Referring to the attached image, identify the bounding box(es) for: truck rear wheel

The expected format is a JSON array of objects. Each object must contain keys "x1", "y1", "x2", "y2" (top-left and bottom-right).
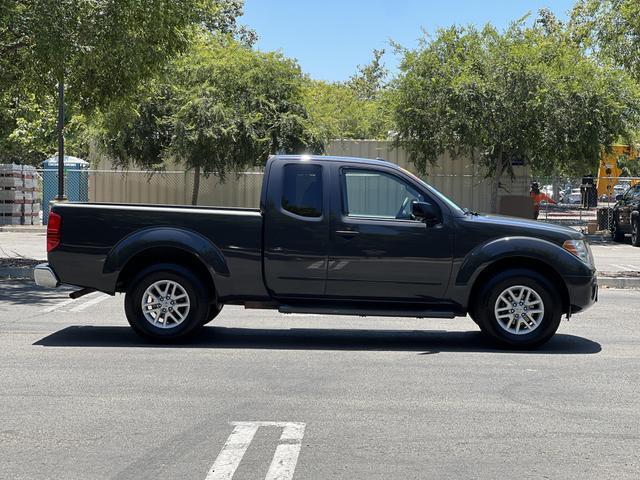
[
  {"x1": 473, "y1": 268, "x2": 562, "y2": 349},
  {"x1": 124, "y1": 264, "x2": 210, "y2": 342}
]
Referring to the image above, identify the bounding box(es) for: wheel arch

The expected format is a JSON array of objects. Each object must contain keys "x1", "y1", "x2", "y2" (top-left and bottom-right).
[
  {"x1": 467, "y1": 256, "x2": 570, "y2": 317},
  {"x1": 105, "y1": 227, "x2": 228, "y2": 297}
]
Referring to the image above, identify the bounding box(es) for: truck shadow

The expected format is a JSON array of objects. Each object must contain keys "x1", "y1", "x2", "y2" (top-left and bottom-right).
[
  {"x1": 33, "y1": 326, "x2": 602, "y2": 355},
  {"x1": 0, "y1": 278, "x2": 75, "y2": 307}
]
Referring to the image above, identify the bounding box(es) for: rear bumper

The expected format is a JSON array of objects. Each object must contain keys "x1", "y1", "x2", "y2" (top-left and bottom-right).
[
  {"x1": 566, "y1": 273, "x2": 598, "y2": 314},
  {"x1": 34, "y1": 263, "x2": 60, "y2": 289}
]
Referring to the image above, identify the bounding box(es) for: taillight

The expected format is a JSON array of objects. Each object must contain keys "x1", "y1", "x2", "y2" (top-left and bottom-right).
[{"x1": 47, "y1": 212, "x2": 62, "y2": 252}]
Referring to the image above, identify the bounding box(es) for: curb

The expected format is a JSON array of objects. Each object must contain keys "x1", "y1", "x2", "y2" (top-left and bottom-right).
[
  {"x1": 598, "y1": 277, "x2": 640, "y2": 289},
  {"x1": 0, "y1": 225, "x2": 46, "y2": 233}
]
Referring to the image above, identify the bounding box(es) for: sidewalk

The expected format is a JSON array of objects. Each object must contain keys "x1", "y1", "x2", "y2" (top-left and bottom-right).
[
  {"x1": 1, "y1": 228, "x2": 639, "y2": 287},
  {"x1": 0, "y1": 229, "x2": 47, "y2": 261}
]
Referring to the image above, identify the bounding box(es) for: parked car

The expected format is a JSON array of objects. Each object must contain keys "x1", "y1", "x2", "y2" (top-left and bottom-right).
[
  {"x1": 564, "y1": 188, "x2": 583, "y2": 205},
  {"x1": 35, "y1": 155, "x2": 597, "y2": 349},
  {"x1": 611, "y1": 184, "x2": 640, "y2": 246},
  {"x1": 600, "y1": 183, "x2": 629, "y2": 202}
]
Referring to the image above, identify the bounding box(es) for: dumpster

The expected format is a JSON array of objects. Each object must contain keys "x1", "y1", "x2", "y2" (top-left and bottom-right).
[{"x1": 42, "y1": 156, "x2": 89, "y2": 224}]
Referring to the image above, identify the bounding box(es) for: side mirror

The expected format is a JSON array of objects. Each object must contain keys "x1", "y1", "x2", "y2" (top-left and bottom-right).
[
  {"x1": 616, "y1": 194, "x2": 623, "y2": 201},
  {"x1": 411, "y1": 201, "x2": 440, "y2": 225}
]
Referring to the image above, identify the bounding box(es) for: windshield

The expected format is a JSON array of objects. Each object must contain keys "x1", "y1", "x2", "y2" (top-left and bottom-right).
[{"x1": 400, "y1": 168, "x2": 466, "y2": 215}]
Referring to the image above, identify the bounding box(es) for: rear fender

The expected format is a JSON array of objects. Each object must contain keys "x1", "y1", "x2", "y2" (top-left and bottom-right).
[{"x1": 103, "y1": 227, "x2": 229, "y2": 283}]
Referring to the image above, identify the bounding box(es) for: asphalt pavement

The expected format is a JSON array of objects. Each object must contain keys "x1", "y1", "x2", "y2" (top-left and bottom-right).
[{"x1": 0, "y1": 279, "x2": 638, "y2": 479}]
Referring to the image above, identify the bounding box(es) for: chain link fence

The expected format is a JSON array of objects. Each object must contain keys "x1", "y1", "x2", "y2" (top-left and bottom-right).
[{"x1": 534, "y1": 176, "x2": 640, "y2": 234}]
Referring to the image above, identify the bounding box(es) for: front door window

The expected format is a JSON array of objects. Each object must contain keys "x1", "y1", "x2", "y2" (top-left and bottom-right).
[{"x1": 342, "y1": 169, "x2": 429, "y2": 220}]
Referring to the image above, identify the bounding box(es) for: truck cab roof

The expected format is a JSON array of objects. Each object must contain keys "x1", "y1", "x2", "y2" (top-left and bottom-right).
[{"x1": 269, "y1": 154, "x2": 402, "y2": 171}]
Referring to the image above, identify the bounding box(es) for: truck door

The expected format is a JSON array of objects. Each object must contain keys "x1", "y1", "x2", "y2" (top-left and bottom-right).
[
  {"x1": 263, "y1": 161, "x2": 329, "y2": 298},
  {"x1": 326, "y1": 165, "x2": 453, "y2": 302}
]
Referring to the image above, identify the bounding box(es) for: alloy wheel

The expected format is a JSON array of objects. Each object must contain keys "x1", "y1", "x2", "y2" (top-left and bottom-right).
[
  {"x1": 494, "y1": 285, "x2": 545, "y2": 335},
  {"x1": 140, "y1": 280, "x2": 191, "y2": 329}
]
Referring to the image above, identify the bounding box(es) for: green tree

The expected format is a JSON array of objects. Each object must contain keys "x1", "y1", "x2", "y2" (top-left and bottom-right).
[
  {"x1": 347, "y1": 48, "x2": 388, "y2": 101},
  {"x1": 99, "y1": 35, "x2": 322, "y2": 204},
  {"x1": 301, "y1": 49, "x2": 392, "y2": 143},
  {"x1": 571, "y1": 0, "x2": 640, "y2": 78},
  {"x1": 0, "y1": 0, "x2": 247, "y2": 165},
  {"x1": 392, "y1": 16, "x2": 640, "y2": 212}
]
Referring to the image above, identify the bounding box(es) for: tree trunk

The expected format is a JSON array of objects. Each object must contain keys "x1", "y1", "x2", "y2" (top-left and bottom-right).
[
  {"x1": 191, "y1": 164, "x2": 201, "y2": 206},
  {"x1": 490, "y1": 149, "x2": 503, "y2": 214},
  {"x1": 56, "y1": 70, "x2": 66, "y2": 200}
]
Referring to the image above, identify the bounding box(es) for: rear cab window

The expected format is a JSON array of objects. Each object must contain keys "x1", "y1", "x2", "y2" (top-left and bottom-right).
[{"x1": 281, "y1": 164, "x2": 323, "y2": 218}]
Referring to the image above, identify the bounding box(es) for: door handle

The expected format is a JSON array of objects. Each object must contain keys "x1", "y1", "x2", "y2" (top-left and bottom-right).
[{"x1": 336, "y1": 230, "x2": 359, "y2": 237}]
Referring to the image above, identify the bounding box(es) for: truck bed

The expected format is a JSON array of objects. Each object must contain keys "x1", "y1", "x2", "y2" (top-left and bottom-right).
[{"x1": 48, "y1": 202, "x2": 267, "y2": 299}]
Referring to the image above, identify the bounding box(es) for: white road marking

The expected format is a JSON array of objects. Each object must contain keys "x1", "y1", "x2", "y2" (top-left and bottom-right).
[
  {"x1": 265, "y1": 423, "x2": 306, "y2": 480},
  {"x1": 612, "y1": 264, "x2": 636, "y2": 271},
  {"x1": 42, "y1": 297, "x2": 76, "y2": 313},
  {"x1": 42, "y1": 291, "x2": 112, "y2": 314},
  {"x1": 206, "y1": 421, "x2": 306, "y2": 480},
  {"x1": 69, "y1": 293, "x2": 111, "y2": 312},
  {"x1": 206, "y1": 423, "x2": 259, "y2": 480}
]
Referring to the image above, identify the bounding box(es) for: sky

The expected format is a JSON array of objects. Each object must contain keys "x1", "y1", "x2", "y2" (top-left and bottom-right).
[{"x1": 240, "y1": 0, "x2": 576, "y2": 82}]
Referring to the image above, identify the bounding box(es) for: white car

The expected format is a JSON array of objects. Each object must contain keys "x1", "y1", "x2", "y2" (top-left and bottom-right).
[{"x1": 562, "y1": 188, "x2": 582, "y2": 204}]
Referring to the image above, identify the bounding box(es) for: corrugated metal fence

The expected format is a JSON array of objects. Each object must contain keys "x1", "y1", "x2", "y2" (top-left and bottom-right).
[{"x1": 84, "y1": 140, "x2": 531, "y2": 212}]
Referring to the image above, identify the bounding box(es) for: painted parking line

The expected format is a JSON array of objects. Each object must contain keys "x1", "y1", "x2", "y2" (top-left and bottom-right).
[
  {"x1": 612, "y1": 264, "x2": 638, "y2": 271},
  {"x1": 206, "y1": 421, "x2": 306, "y2": 480},
  {"x1": 41, "y1": 291, "x2": 109, "y2": 313},
  {"x1": 265, "y1": 423, "x2": 306, "y2": 480},
  {"x1": 69, "y1": 293, "x2": 111, "y2": 312},
  {"x1": 41, "y1": 297, "x2": 77, "y2": 314}
]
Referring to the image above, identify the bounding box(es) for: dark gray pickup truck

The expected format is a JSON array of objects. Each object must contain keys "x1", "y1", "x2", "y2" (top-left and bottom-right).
[{"x1": 35, "y1": 155, "x2": 597, "y2": 348}]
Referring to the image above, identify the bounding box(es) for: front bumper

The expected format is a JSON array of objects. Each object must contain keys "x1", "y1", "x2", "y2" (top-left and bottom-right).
[
  {"x1": 34, "y1": 263, "x2": 60, "y2": 288},
  {"x1": 566, "y1": 273, "x2": 598, "y2": 314}
]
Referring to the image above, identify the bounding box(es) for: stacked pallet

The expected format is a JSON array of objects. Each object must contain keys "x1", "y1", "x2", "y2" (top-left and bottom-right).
[{"x1": 0, "y1": 164, "x2": 40, "y2": 225}]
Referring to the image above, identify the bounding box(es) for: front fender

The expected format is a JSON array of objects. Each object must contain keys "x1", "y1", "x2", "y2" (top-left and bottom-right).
[
  {"x1": 456, "y1": 236, "x2": 592, "y2": 287},
  {"x1": 103, "y1": 227, "x2": 230, "y2": 281}
]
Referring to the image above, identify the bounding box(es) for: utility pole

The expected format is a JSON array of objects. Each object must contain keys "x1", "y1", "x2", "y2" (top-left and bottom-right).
[{"x1": 55, "y1": 72, "x2": 66, "y2": 201}]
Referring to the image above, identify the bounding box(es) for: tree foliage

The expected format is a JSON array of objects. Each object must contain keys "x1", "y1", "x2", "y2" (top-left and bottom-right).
[
  {"x1": 392, "y1": 15, "x2": 640, "y2": 211},
  {"x1": 302, "y1": 50, "x2": 392, "y2": 142},
  {"x1": 0, "y1": 0, "x2": 247, "y2": 164},
  {"x1": 571, "y1": 0, "x2": 640, "y2": 78},
  {"x1": 98, "y1": 35, "x2": 322, "y2": 203}
]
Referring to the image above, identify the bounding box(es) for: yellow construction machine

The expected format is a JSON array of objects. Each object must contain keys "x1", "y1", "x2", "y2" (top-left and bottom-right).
[{"x1": 597, "y1": 145, "x2": 640, "y2": 200}]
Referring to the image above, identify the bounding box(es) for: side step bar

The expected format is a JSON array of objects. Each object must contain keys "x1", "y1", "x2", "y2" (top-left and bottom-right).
[{"x1": 278, "y1": 305, "x2": 456, "y2": 319}]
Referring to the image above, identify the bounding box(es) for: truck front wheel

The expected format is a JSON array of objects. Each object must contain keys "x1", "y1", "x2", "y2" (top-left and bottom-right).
[
  {"x1": 473, "y1": 269, "x2": 562, "y2": 349},
  {"x1": 124, "y1": 264, "x2": 210, "y2": 342},
  {"x1": 202, "y1": 303, "x2": 223, "y2": 326}
]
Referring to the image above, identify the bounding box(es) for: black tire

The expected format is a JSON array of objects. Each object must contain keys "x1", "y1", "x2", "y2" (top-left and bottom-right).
[
  {"x1": 202, "y1": 303, "x2": 223, "y2": 326},
  {"x1": 124, "y1": 263, "x2": 210, "y2": 342},
  {"x1": 473, "y1": 268, "x2": 562, "y2": 349},
  {"x1": 632, "y1": 217, "x2": 640, "y2": 247},
  {"x1": 611, "y1": 218, "x2": 625, "y2": 242}
]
